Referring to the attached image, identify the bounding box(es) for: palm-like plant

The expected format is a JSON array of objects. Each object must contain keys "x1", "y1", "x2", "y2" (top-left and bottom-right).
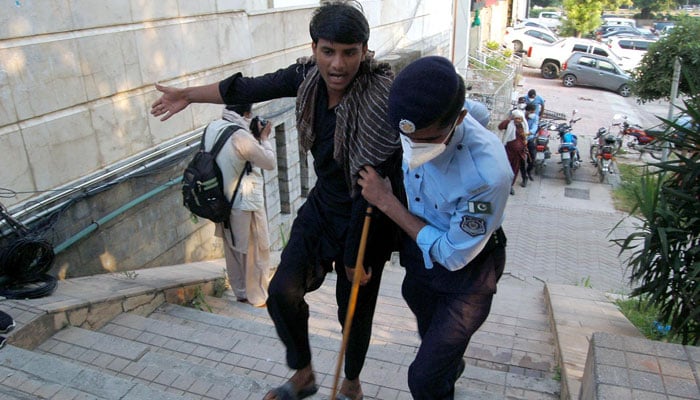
[{"x1": 613, "y1": 96, "x2": 699, "y2": 345}]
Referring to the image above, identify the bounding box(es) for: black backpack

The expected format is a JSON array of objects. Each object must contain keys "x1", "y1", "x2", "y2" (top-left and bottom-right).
[{"x1": 182, "y1": 123, "x2": 246, "y2": 223}]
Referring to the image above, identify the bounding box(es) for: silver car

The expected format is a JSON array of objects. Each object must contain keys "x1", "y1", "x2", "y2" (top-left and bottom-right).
[{"x1": 561, "y1": 52, "x2": 632, "y2": 97}]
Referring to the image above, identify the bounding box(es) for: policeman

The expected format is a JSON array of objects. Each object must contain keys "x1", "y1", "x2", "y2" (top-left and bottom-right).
[{"x1": 358, "y1": 56, "x2": 513, "y2": 400}]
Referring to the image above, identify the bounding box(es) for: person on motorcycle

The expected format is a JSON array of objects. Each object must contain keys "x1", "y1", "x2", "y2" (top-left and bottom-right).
[{"x1": 560, "y1": 129, "x2": 581, "y2": 165}]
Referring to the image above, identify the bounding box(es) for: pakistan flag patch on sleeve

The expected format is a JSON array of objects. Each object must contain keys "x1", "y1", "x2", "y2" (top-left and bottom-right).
[{"x1": 467, "y1": 201, "x2": 492, "y2": 214}]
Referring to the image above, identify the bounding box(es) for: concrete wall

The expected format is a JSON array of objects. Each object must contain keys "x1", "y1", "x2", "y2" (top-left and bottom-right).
[{"x1": 0, "y1": 0, "x2": 455, "y2": 278}]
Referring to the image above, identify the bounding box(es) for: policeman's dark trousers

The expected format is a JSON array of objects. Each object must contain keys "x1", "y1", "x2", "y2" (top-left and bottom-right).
[
  {"x1": 524, "y1": 140, "x2": 536, "y2": 176},
  {"x1": 266, "y1": 216, "x2": 385, "y2": 380},
  {"x1": 402, "y1": 246, "x2": 506, "y2": 400}
]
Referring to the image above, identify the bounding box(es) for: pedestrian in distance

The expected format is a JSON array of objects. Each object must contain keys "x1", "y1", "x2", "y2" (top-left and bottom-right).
[
  {"x1": 498, "y1": 110, "x2": 529, "y2": 194},
  {"x1": 357, "y1": 55, "x2": 512, "y2": 400},
  {"x1": 526, "y1": 88, "x2": 546, "y2": 118},
  {"x1": 214, "y1": 104, "x2": 276, "y2": 308},
  {"x1": 522, "y1": 103, "x2": 539, "y2": 184},
  {"x1": 150, "y1": 2, "x2": 402, "y2": 400}
]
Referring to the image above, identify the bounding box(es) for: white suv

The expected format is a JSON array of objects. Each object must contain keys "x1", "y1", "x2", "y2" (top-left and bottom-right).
[
  {"x1": 523, "y1": 37, "x2": 632, "y2": 79},
  {"x1": 534, "y1": 11, "x2": 564, "y2": 31},
  {"x1": 604, "y1": 37, "x2": 655, "y2": 71}
]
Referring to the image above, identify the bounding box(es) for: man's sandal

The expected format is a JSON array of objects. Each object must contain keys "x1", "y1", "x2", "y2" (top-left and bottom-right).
[
  {"x1": 265, "y1": 381, "x2": 318, "y2": 400},
  {"x1": 335, "y1": 394, "x2": 363, "y2": 400}
]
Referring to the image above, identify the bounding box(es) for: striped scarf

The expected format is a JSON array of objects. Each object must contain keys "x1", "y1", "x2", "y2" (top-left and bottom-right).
[{"x1": 296, "y1": 53, "x2": 399, "y2": 194}]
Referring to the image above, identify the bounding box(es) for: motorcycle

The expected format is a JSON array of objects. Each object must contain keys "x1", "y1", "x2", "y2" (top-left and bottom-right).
[
  {"x1": 589, "y1": 127, "x2": 620, "y2": 183},
  {"x1": 533, "y1": 119, "x2": 553, "y2": 175},
  {"x1": 611, "y1": 114, "x2": 666, "y2": 159},
  {"x1": 554, "y1": 111, "x2": 581, "y2": 185}
]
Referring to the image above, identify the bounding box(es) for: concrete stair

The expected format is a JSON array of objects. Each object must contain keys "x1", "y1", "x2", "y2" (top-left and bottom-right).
[{"x1": 0, "y1": 262, "x2": 561, "y2": 399}]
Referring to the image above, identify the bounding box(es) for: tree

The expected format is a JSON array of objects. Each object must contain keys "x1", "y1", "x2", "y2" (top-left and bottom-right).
[
  {"x1": 613, "y1": 93, "x2": 700, "y2": 345},
  {"x1": 631, "y1": 17, "x2": 700, "y2": 107},
  {"x1": 531, "y1": 0, "x2": 561, "y2": 7},
  {"x1": 632, "y1": 0, "x2": 675, "y2": 19},
  {"x1": 560, "y1": 0, "x2": 632, "y2": 37}
]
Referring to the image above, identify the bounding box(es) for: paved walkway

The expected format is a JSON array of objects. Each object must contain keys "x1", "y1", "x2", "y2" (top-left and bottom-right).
[{"x1": 0, "y1": 163, "x2": 649, "y2": 399}]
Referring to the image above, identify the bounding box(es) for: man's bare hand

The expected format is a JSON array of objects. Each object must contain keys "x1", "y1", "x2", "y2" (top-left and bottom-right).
[
  {"x1": 150, "y1": 83, "x2": 188, "y2": 121},
  {"x1": 345, "y1": 266, "x2": 372, "y2": 286},
  {"x1": 357, "y1": 165, "x2": 392, "y2": 209}
]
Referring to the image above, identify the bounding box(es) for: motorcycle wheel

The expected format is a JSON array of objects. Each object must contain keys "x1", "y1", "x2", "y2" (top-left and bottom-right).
[
  {"x1": 648, "y1": 149, "x2": 663, "y2": 160},
  {"x1": 647, "y1": 140, "x2": 666, "y2": 160},
  {"x1": 563, "y1": 163, "x2": 572, "y2": 185},
  {"x1": 535, "y1": 162, "x2": 544, "y2": 176},
  {"x1": 597, "y1": 162, "x2": 605, "y2": 183},
  {"x1": 589, "y1": 144, "x2": 599, "y2": 162}
]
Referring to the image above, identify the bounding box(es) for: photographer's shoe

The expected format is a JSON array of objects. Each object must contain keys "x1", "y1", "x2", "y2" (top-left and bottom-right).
[{"x1": 0, "y1": 311, "x2": 15, "y2": 334}]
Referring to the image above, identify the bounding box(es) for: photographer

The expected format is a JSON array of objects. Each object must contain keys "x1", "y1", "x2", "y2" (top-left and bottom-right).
[{"x1": 212, "y1": 104, "x2": 276, "y2": 308}]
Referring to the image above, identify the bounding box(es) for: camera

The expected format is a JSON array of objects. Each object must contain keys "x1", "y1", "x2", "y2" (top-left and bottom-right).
[{"x1": 249, "y1": 116, "x2": 268, "y2": 139}]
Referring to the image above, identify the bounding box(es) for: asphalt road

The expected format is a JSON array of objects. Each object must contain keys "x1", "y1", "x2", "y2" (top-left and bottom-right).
[
  {"x1": 517, "y1": 66, "x2": 673, "y2": 178},
  {"x1": 520, "y1": 66, "x2": 673, "y2": 131}
]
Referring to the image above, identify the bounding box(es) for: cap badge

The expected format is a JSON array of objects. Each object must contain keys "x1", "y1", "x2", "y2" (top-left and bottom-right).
[{"x1": 399, "y1": 119, "x2": 416, "y2": 134}]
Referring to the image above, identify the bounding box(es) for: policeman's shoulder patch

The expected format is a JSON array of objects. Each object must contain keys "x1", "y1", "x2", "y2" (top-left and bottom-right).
[
  {"x1": 460, "y1": 215, "x2": 487, "y2": 237},
  {"x1": 469, "y1": 185, "x2": 489, "y2": 196}
]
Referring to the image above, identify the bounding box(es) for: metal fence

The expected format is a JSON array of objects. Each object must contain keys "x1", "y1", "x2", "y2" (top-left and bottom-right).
[{"x1": 457, "y1": 46, "x2": 521, "y2": 135}]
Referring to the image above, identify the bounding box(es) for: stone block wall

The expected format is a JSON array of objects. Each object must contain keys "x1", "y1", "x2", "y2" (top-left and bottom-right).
[{"x1": 1, "y1": 1, "x2": 454, "y2": 278}]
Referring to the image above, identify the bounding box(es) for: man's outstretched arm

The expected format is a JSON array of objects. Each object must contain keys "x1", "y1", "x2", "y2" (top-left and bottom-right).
[{"x1": 150, "y1": 82, "x2": 223, "y2": 121}]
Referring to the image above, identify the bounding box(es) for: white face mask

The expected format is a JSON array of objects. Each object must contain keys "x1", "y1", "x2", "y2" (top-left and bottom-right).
[
  {"x1": 518, "y1": 103, "x2": 526, "y2": 110},
  {"x1": 527, "y1": 113, "x2": 535, "y2": 119},
  {"x1": 400, "y1": 121, "x2": 457, "y2": 169}
]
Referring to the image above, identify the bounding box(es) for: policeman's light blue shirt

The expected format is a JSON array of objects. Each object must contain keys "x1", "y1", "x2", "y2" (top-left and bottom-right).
[
  {"x1": 463, "y1": 99, "x2": 491, "y2": 128},
  {"x1": 526, "y1": 113, "x2": 539, "y2": 138},
  {"x1": 526, "y1": 95, "x2": 545, "y2": 115},
  {"x1": 405, "y1": 114, "x2": 513, "y2": 271}
]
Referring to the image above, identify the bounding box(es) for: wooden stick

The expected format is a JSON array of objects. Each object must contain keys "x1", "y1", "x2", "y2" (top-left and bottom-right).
[{"x1": 329, "y1": 206, "x2": 373, "y2": 400}]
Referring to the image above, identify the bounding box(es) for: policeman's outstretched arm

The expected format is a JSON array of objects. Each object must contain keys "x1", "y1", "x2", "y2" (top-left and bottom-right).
[
  {"x1": 150, "y1": 82, "x2": 224, "y2": 121},
  {"x1": 357, "y1": 165, "x2": 425, "y2": 241}
]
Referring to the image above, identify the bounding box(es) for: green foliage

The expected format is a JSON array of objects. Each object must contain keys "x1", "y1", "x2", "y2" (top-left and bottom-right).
[
  {"x1": 611, "y1": 162, "x2": 651, "y2": 213},
  {"x1": 631, "y1": 17, "x2": 700, "y2": 105},
  {"x1": 632, "y1": 0, "x2": 676, "y2": 18},
  {"x1": 485, "y1": 40, "x2": 500, "y2": 51},
  {"x1": 212, "y1": 269, "x2": 227, "y2": 298},
  {"x1": 531, "y1": 0, "x2": 561, "y2": 8},
  {"x1": 189, "y1": 286, "x2": 212, "y2": 312},
  {"x1": 483, "y1": 42, "x2": 512, "y2": 71},
  {"x1": 562, "y1": 0, "x2": 604, "y2": 37},
  {"x1": 562, "y1": 0, "x2": 633, "y2": 36},
  {"x1": 552, "y1": 366, "x2": 561, "y2": 382},
  {"x1": 579, "y1": 276, "x2": 593, "y2": 288},
  {"x1": 616, "y1": 296, "x2": 682, "y2": 343},
  {"x1": 612, "y1": 96, "x2": 700, "y2": 345}
]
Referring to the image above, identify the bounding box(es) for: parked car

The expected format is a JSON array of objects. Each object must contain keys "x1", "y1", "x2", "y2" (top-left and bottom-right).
[
  {"x1": 601, "y1": 27, "x2": 656, "y2": 40},
  {"x1": 659, "y1": 25, "x2": 675, "y2": 36},
  {"x1": 604, "y1": 37, "x2": 656, "y2": 69},
  {"x1": 651, "y1": 21, "x2": 674, "y2": 34},
  {"x1": 561, "y1": 52, "x2": 631, "y2": 97},
  {"x1": 516, "y1": 19, "x2": 557, "y2": 35},
  {"x1": 596, "y1": 24, "x2": 640, "y2": 37},
  {"x1": 523, "y1": 37, "x2": 632, "y2": 78},
  {"x1": 533, "y1": 11, "x2": 564, "y2": 31},
  {"x1": 504, "y1": 26, "x2": 558, "y2": 53},
  {"x1": 600, "y1": 17, "x2": 636, "y2": 28}
]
